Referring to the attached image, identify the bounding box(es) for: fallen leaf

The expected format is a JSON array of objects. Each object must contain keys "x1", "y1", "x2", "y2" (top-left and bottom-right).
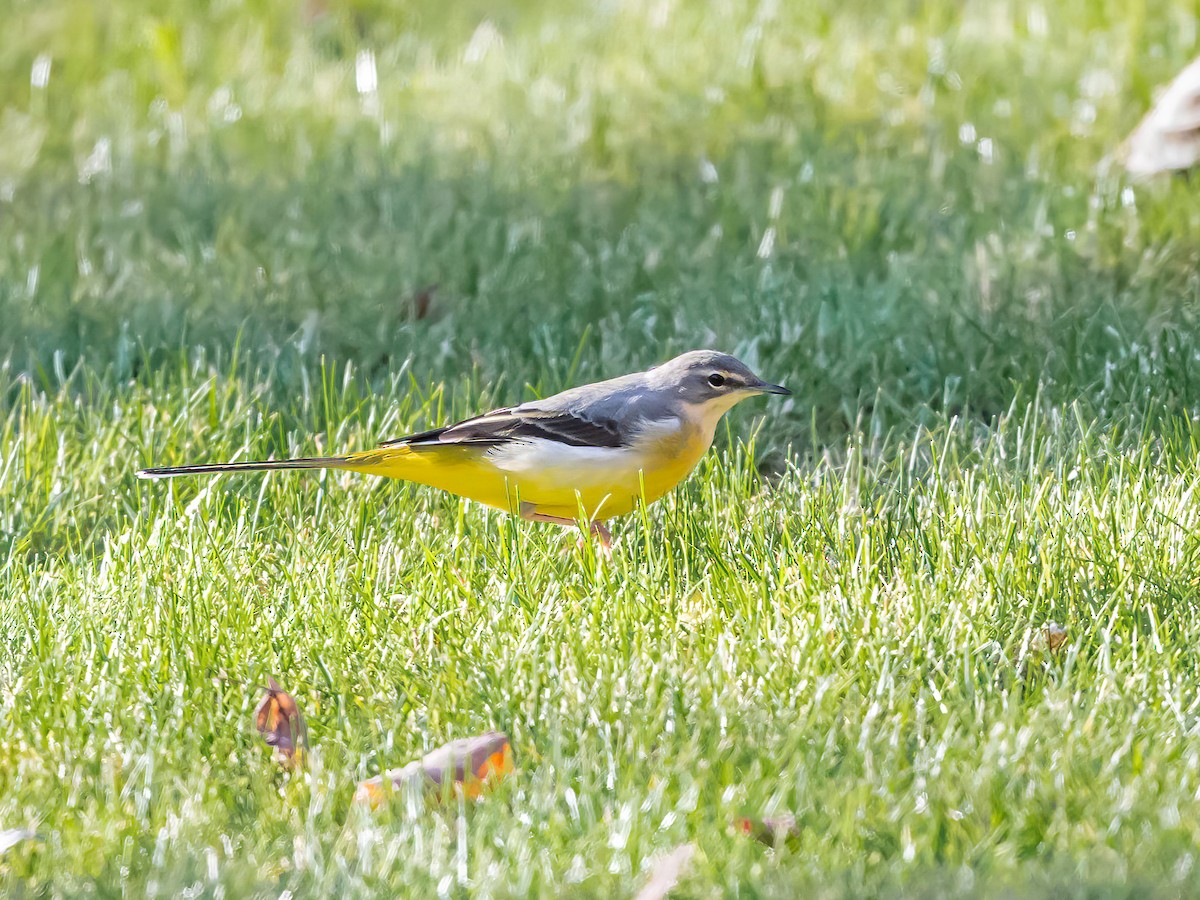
[
  {"x1": 634, "y1": 843, "x2": 696, "y2": 900},
  {"x1": 1043, "y1": 622, "x2": 1068, "y2": 652},
  {"x1": 0, "y1": 828, "x2": 40, "y2": 854},
  {"x1": 1029, "y1": 622, "x2": 1068, "y2": 654},
  {"x1": 1123, "y1": 56, "x2": 1200, "y2": 175},
  {"x1": 302, "y1": 0, "x2": 327, "y2": 23},
  {"x1": 735, "y1": 814, "x2": 800, "y2": 846},
  {"x1": 254, "y1": 677, "x2": 307, "y2": 766},
  {"x1": 409, "y1": 284, "x2": 438, "y2": 320},
  {"x1": 355, "y1": 731, "x2": 513, "y2": 808}
]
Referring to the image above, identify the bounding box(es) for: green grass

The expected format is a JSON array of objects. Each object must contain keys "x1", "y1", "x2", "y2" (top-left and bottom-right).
[{"x1": 5, "y1": 0, "x2": 1200, "y2": 895}]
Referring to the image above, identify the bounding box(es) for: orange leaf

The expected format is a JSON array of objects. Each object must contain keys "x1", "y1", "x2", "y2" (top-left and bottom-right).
[
  {"x1": 254, "y1": 677, "x2": 307, "y2": 767},
  {"x1": 355, "y1": 731, "x2": 512, "y2": 808}
]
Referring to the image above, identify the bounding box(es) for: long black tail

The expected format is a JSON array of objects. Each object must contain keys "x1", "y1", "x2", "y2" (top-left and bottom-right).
[{"x1": 136, "y1": 457, "x2": 350, "y2": 479}]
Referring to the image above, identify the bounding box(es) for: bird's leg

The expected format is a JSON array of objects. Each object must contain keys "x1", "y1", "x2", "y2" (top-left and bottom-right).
[
  {"x1": 519, "y1": 503, "x2": 613, "y2": 554},
  {"x1": 518, "y1": 502, "x2": 576, "y2": 529}
]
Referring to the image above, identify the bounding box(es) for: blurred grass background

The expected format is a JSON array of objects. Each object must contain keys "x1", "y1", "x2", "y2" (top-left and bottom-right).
[
  {"x1": 6, "y1": 0, "x2": 1200, "y2": 425},
  {"x1": 5, "y1": 0, "x2": 1200, "y2": 896}
]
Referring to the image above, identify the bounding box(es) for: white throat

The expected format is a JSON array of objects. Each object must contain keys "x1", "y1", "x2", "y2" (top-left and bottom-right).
[{"x1": 681, "y1": 394, "x2": 750, "y2": 442}]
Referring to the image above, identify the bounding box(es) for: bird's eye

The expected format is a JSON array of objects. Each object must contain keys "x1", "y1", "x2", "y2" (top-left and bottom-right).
[{"x1": 707, "y1": 373, "x2": 726, "y2": 388}]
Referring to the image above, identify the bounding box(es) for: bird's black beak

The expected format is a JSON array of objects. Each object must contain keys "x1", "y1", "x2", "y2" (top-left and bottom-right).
[{"x1": 753, "y1": 380, "x2": 791, "y2": 396}]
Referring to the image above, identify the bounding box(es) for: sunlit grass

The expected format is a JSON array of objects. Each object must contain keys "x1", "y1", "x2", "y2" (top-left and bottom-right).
[{"x1": 4, "y1": 0, "x2": 1200, "y2": 895}]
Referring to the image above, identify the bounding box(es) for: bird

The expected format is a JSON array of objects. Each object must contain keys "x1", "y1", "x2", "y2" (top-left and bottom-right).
[{"x1": 138, "y1": 349, "x2": 790, "y2": 548}]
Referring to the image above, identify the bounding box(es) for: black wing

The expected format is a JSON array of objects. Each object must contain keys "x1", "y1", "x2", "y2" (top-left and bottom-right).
[{"x1": 379, "y1": 406, "x2": 627, "y2": 449}]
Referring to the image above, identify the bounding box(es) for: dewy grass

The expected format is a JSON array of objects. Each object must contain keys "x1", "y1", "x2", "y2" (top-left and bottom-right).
[{"x1": 3, "y1": 0, "x2": 1200, "y2": 895}]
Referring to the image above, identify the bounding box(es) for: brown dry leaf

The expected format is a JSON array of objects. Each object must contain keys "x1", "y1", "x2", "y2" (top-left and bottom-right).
[
  {"x1": 1029, "y1": 622, "x2": 1068, "y2": 655},
  {"x1": 254, "y1": 677, "x2": 307, "y2": 767},
  {"x1": 409, "y1": 284, "x2": 438, "y2": 320},
  {"x1": 1123, "y1": 56, "x2": 1200, "y2": 175},
  {"x1": 355, "y1": 731, "x2": 513, "y2": 808},
  {"x1": 735, "y1": 814, "x2": 800, "y2": 846},
  {"x1": 1043, "y1": 622, "x2": 1068, "y2": 652}
]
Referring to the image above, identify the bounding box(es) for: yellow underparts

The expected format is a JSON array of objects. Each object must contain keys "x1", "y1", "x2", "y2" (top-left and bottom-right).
[{"x1": 331, "y1": 425, "x2": 713, "y2": 522}]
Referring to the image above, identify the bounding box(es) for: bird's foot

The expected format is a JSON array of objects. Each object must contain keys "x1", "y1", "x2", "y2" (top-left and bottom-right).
[{"x1": 577, "y1": 521, "x2": 613, "y2": 557}]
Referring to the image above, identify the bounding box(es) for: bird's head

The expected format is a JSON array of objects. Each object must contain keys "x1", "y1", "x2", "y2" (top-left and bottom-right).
[{"x1": 653, "y1": 349, "x2": 790, "y2": 423}]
